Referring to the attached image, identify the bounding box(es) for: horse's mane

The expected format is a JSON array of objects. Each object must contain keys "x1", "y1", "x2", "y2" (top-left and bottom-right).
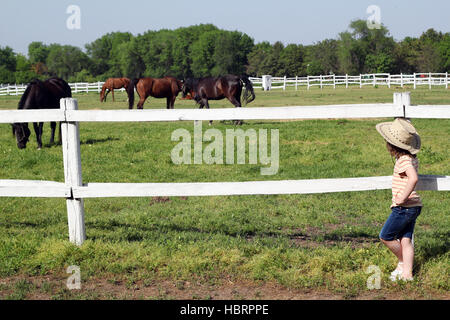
[
  {"x1": 18, "y1": 79, "x2": 42, "y2": 109},
  {"x1": 185, "y1": 77, "x2": 201, "y2": 90}
]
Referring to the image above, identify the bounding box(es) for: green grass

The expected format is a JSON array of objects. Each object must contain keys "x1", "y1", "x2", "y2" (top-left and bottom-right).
[{"x1": 0, "y1": 86, "x2": 449, "y2": 299}]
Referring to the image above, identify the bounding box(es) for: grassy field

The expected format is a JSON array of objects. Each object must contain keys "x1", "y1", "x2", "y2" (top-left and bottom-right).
[{"x1": 0, "y1": 86, "x2": 449, "y2": 300}]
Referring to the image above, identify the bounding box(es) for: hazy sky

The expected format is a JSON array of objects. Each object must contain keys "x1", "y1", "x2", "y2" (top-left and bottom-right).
[{"x1": 1, "y1": 0, "x2": 449, "y2": 56}]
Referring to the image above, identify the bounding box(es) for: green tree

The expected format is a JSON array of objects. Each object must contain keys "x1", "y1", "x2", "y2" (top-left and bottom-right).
[
  {"x1": 85, "y1": 32, "x2": 133, "y2": 77},
  {"x1": 0, "y1": 46, "x2": 16, "y2": 83},
  {"x1": 246, "y1": 42, "x2": 273, "y2": 76},
  {"x1": 28, "y1": 42, "x2": 50, "y2": 64},
  {"x1": 0, "y1": 46, "x2": 16, "y2": 71},
  {"x1": 416, "y1": 29, "x2": 445, "y2": 72},
  {"x1": 338, "y1": 20, "x2": 395, "y2": 74},
  {"x1": 46, "y1": 44, "x2": 91, "y2": 79},
  {"x1": 211, "y1": 31, "x2": 253, "y2": 76},
  {"x1": 280, "y1": 44, "x2": 305, "y2": 76},
  {"x1": 191, "y1": 31, "x2": 219, "y2": 77},
  {"x1": 260, "y1": 41, "x2": 284, "y2": 76},
  {"x1": 437, "y1": 33, "x2": 450, "y2": 71},
  {"x1": 304, "y1": 40, "x2": 339, "y2": 75}
]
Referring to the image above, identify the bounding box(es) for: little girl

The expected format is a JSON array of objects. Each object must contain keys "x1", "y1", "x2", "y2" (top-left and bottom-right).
[{"x1": 376, "y1": 118, "x2": 422, "y2": 281}]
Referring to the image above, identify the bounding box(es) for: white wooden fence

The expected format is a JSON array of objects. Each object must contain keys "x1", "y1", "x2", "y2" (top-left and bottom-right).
[
  {"x1": 0, "y1": 81, "x2": 126, "y2": 96},
  {"x1": 0, "y1": 73, "x2": 448, "y2": 96},
  {"x1": 1, "y1": 92, "x2": 449, "y2": 246},
  {"x1": 251, "y1": 72, "x2": 449, "y2": 91}
]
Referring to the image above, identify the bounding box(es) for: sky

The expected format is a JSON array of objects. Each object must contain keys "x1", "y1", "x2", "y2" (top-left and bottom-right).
[{"x1": 1, "y1": 0, "x2": 449, "y2": 56}]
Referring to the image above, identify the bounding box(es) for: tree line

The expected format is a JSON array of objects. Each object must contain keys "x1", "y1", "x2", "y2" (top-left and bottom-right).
[{"x1": 0, "y1": 20, "x2": 448, "y2": 84}]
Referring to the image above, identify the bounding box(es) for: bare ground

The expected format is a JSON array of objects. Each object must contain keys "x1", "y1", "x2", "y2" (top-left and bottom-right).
[{"x1": 1, "y1": 274, "x2": 448, "y2": 300}]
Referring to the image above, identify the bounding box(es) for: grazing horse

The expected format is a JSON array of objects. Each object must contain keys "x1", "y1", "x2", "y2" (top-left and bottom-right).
[
  {"x1": 127, "y1": 76, "x2": 183, "y2": 109},
  {"x1": 100, "y1": 77, "x2": 130, "y2": 102},
  {"x1": 12, "y1": 77, "x2": 71, "y2": 149},
  {"x1": 181, "y1": 74, "x2": 255, "y2": 124}
]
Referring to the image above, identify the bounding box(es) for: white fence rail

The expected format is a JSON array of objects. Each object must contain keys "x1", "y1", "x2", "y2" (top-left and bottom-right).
[
  {"x1": 253, "y1": 73, "x2": 449, "y2": 91},
  {"x1": 0, "y1": 73, "x2": 448, "y2": 96},
  {"x1": 1, "y1": 92, "x2": 449, "y2": 245},
  {"x1": 0, "y1": 81, "x2": 126, "y2": 96}
]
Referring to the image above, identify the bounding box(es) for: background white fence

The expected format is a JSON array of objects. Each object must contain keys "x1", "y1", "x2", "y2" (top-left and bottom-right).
[
  {"x1": 0, "y1": 81, "x2": 126, "y2": 96},
  {"x1": 0, "y1": 73, "x2": 448, "y2": 96},
  {"x1": 1, "y1": 92, "x2": 449, "y2": 245},
  {"x1": 251, "y1": 73, "x2": 449, "y2": 90}
]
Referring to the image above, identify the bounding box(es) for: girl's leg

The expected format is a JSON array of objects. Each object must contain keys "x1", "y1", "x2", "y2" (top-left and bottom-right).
[
  {"x1": 380, "y1": 238, "x2": 403, "y2": 263},
  {"x1": 400, "y1": 237, "x2": 414, "y2": 279}
]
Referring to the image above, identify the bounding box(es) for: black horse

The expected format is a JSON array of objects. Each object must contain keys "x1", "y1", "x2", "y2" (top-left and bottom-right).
[
  {"x1": 12, "y1": 77, "x2": 72, "y2": 149},
  {"x1": 181, "y1": 74, "x2": 255, "y2": 124}
]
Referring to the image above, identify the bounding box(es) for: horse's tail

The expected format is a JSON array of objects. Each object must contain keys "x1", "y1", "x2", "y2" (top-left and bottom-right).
[
  {"x1": 240, "y1": 74, "x2": 255, "y2": 106},
  {"x1": 127, "y1": 78, "x2": 139, "y2": 109}
]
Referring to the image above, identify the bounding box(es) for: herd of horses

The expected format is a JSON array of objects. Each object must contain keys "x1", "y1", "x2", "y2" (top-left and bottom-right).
[{"x1": 11, "y1": 74, "x2": 256, "y2": 149}]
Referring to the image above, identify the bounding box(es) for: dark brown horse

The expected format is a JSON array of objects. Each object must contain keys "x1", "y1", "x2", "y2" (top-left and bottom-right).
[
  {"x1": 12, "y1": 77, "x2": 71, "y2": 149},
  {"x1": 181, "y1": 74, "x2": 255, "y2": 124},
  {"x1": 100, "y1": 77, "x2": 130, "y2": 102},
  {"x1": 127, "y1": 76, "x2": 183, "y2": 109}
]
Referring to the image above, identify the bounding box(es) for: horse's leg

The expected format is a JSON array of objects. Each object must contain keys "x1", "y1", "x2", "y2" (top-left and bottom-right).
[
  {"x1": 50, "y1": 121, "x2": 56, "y2": 144},
  {"x1": 33, "y1": 122, "x2": 43, "y2": 149},
  {"x1": 58, "y1": 122, "x2": 62, "y2": 145},
  {"x1": 104, "y1": 89, "x2": 109, "y2": 102},
  {"x1": 201, "y1": 99, "x2": 213, "y2": 126},
  {"x1": 166, "y1": 97, "x2": 170, "y2": 109},
  {"x1": 171, "y1": 95, "x2": 177, "y2": 109},
  {"x1": 111, "y1": 89, "x2": 115, "y2": 102},
  {"x1": 137, "y1": 96, "x2": 147, "y2": 109},
  {"x1": 228, "y1": 95, "x2": 243, "y2": 125}
]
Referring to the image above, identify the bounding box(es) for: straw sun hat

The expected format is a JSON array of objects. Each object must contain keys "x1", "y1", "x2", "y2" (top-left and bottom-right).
[{"x1": 376, "y1": 118, "x2": 421, "y2": 154}]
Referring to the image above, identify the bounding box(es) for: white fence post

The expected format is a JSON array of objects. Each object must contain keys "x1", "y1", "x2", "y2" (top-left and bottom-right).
[
  {"x1": 262, "y1": 75, "x2": 272, "y2": 91},
  {"x1": 283, "y1": 75, "x2": 286, "y2": 91},
  {"x1": 446, "y1": 72, "x2": 448, "y2": 89},
  {"x1": 307, "y1": 76, "x2": 310, "y2": 90},
  {"x1": 394, "y1": 91, "x2": 410, "y2": 117},
  {"x1": 345, "y1": 74, "x2": 348, "y2": 88},
  {"x1": 60, "y1": 98, "x2": 86, "y2": 246},
  {"x1": 413, "y1": 73, "x2": 416, "y2": 90},
  {"x1": 429, "y1": 72, "x2": 432, "y2": 90},
  {"x1": 295, "y1": 76, "x2": 298, "y2": 91}
]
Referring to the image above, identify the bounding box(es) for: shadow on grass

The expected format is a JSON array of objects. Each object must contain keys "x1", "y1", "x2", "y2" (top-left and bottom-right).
[
  {"x1": 85, "y1": 219, "x2": 382, "y2": 249},
  {"x1": 81, "y1": 137, "x2": 120, "y2": 145}
]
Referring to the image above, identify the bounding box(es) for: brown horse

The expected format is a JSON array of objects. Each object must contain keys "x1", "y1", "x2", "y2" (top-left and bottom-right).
[
  {"x1": 127, "y1": 76, "x2": 183, "y2": 109},
  {"x1": 100, "y1": 77, "x2": 130, "y2": 102}
]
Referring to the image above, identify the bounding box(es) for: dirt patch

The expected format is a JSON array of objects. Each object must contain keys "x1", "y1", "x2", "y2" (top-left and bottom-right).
[
  {"x1": 149, "y1": 196, "x2": 171, "y2": 206},
  {"x1": 1, "y1": 274, "x2": 448, "y2": 300}
]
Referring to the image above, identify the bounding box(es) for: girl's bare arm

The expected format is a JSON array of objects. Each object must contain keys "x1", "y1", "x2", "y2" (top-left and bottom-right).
[{"x1": 394, "y1": 166, "x2": 419, "y2": 205}]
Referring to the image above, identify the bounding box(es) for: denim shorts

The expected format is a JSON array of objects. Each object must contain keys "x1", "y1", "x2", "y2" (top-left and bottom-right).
[{"x1": 379, "y1": 206, "x2": 422, "y2": 241}]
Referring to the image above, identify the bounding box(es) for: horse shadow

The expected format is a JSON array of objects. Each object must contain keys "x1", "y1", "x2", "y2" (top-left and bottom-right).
[
  {"x1": 80, "y1": 137, "x2": 120, "y2": 145},
  {"x1": 41, "y1": 137, "x2": 119, "y2": 148}
]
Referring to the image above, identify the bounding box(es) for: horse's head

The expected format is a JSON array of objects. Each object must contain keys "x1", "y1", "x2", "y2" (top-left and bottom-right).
[
  {"x1": 12, "y1": 123, "x2": 31, "y2": 149},
  {"x1": 181, "y1": 79, "x2": 195, "y2": 99}
]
